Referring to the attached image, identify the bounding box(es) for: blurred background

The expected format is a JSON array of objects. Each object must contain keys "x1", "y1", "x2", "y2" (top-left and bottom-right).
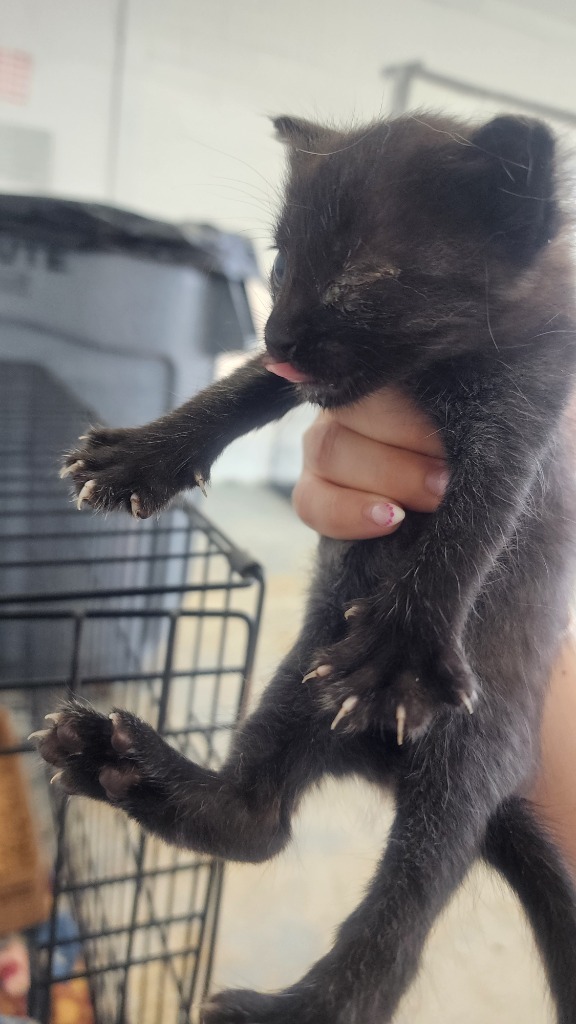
[{"x1": 1, "y1": 2, "x2": 575, "y2": 1022}]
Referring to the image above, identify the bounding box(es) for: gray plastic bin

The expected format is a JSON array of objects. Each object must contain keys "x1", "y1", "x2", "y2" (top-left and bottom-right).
[
  {"x1": 0, "y1": 197, "x2": 259, "y2": 673},
  {"x1": 0, "y1": 195, "x2": 258, "y2": 424}
]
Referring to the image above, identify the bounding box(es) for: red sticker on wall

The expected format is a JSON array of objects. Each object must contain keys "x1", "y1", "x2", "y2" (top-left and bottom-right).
[{"x1": 0, "y1": 49, "x2": 33, "y2": 105}]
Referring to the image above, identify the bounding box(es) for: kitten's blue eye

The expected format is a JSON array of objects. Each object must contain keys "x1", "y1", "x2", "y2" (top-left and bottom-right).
[{"x1": 272, "y1": 251, "x2": 286, "y2": 288}]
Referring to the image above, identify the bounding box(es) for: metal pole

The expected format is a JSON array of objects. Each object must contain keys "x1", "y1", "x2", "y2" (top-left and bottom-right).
[
  {"x1": 384, "y1": 62, "x2": 423, "y2": 117},
  {"x1": 382, "y1": 61, "x2": 576, "y2": 125}
]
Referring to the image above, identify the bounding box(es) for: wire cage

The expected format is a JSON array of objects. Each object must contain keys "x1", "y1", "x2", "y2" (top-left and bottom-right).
[{"x1": 0, "y1": 361, "x2": 264, "y2": 1024}]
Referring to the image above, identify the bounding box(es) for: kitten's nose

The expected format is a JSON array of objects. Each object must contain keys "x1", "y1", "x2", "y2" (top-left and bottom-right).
[{"x1": 264, "y1": 322, "x2": 296, "y2": 363}]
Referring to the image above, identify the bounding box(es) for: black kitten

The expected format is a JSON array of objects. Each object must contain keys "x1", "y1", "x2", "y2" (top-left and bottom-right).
[{"x1": 35, "y1": 113, "x2": 576, "y2": 1023}]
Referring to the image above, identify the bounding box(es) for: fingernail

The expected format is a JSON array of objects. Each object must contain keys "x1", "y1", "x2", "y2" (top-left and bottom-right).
[
  {"x1": 424, "y1": 468, "x2": 450, "y2": 497},
  {"x1": 367, "y1": 502, "x2": 405, "y2": 528}
]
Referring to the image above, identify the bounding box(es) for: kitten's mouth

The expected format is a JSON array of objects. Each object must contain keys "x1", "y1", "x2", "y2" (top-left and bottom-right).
[
  {"x1": 264, "y1": 358, "x2": 349, "y2": 406},
  {"x1": 264, "y1": 359, "x2": 349, "y2": 406},
  {"x1": 265, "y1": 361, "x2": 314, "y2": 384}
]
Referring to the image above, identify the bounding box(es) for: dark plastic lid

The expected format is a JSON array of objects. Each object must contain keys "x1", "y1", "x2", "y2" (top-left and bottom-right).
[{"x1": 0, "y1": 194, "x2": 259, "y2": 281}]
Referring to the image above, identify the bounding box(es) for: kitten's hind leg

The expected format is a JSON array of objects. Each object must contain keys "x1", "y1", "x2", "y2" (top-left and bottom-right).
[
  {"x1": 202, "y1": 737, "x2": 497, "y2": 1023},
  {"x1": 483, "y1": 797, "x2": 576, "y2": 1024}
]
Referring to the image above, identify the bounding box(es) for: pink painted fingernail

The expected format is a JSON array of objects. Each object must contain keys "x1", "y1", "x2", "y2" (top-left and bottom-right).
[
  {"x1": 367, "y1": 502, "x2": 405, "y2": 528},
  {"x1": 424, "y1": 468, "x2": 450, "y2": 497}
]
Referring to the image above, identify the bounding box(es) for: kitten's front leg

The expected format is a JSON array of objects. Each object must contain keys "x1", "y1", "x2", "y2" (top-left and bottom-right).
[
  {"x1": 29, "y1": 585, "x2": 376, "y2": 862},
  {"x1": 61, "y1": 357, "x2": 300, "y2": 518},
  {"x1": 30, "y1": 645, "x2": 338, "y2": 863}
]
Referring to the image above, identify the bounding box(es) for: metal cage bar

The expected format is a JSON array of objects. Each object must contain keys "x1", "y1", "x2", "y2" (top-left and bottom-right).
[{"x1": 0, "y1": 361, "x2": 264, "y2": 1024}]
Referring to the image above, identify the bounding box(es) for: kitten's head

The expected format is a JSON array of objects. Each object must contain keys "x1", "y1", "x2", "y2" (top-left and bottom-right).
[{"x1": 264, "y1": 112, "x2": 560, "y2": 406}]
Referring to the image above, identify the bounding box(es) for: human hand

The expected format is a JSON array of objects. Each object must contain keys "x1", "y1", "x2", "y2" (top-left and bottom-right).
[{"x1": 292, "y1": 388, "x2": 449, "y2": 540}]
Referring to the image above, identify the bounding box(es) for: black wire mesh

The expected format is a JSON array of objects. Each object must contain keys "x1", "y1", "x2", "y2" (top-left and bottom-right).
[{"x1": 0, "y1": 361, "x2": 264, "y2": 1024}]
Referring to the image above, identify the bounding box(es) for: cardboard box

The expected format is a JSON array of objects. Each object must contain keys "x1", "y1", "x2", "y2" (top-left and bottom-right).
[{"x1": 0, "y1": 708, "x2": 47, "y2": 935}]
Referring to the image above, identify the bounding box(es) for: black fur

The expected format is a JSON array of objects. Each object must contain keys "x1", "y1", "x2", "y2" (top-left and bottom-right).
[{"x1": 39, "y1": 113, "x2": 576, "y2": 1022}]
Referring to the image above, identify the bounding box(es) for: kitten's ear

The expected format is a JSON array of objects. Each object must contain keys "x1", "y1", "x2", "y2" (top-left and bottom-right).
[
  {"x1": 272, "y1": 116, "x2": 333, "y2": 151},
  {"x1": 448, "y1": 115, "x2": 558, "y2": 256},
  {"x1": 469, "y1": 115, "x2": 556, "y2": 208}
]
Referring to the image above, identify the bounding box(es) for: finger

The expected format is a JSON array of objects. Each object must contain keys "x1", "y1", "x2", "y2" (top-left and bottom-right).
[
  {"x1": 302, "y1": 419, "x2": 448, "y2": 514},
  {"x1": 328, "y1": 388, "x2": 445, "y2": 458},
  {"x1": 293, "y1": 472, "x2": 408, "y2": 540}
]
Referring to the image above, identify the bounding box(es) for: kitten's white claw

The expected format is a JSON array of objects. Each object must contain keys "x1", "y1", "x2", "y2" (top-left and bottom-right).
[
  {"x1": 60, "y1": 459, "x2": 85, "y2": 479},
  {"x1": 194, "y1": 472, "x2": 208, "y2": 498},
  {"x1": 330, "y1": 695, "x2": 359, "y2": 731},
  {"x1": 130, "y1": 493, "x2": 143, "y2": 519},
  {"x1": 459, "y1": 692, "x2": 475, "y2": 715},
  {"x1": 28, "y1": 729, "x2": 51, "y2": 744},
  {"x1": 77, "y1": 479, "x2": 96, "y2": 510},
  {"x1": 50, "y1": 771, "x2": 64, "y2": 786},
  {"x1": 302, "y1": 664, "x2": 332, "y2": 684},
  {"x1": 344, "y1": 605, "x2": 360, "y2": 620},
  {"x1": 396, "y1": 704, "x2": 407, "y2": 746},
  {"x1": 45, "y1": 712, "x2": 62, "y2": 726}
]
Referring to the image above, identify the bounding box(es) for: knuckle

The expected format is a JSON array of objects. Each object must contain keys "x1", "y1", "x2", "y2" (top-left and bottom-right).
[
  {"x1": 292, "y1": 474, "x2": 345, "y2": 537},
  {"x1": 291, "y1": 473, "x2": 322, "y2": 530},
  {"x1": 291, "y1": 476, "x2": 313, "y2": 526},
  {"x1": 302, "y1": 418, "x2": 341, "y2": 473}
]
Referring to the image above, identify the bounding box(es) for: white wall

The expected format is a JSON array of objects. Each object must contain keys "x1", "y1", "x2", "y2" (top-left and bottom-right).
[
  {"x1": 0, "y1": 2, "x2": 116, "y2": 194},
  {"x1": 2, "y1": 0, "x2": 576, "y2": 253}
]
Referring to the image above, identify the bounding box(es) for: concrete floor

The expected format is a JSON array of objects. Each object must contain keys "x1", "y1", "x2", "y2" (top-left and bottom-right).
[{"x1": 206, "y1": 483, "x2": 555, "y2": 1024}]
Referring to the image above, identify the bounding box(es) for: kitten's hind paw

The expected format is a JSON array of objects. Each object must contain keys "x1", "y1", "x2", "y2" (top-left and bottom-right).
[
  {"x1": 317, "y1": 665, "x2": 438, "y2": 743},
  {"x1": 307, "y1": 598, "x2": 480, "y2": 741},
  {"x1": 305, "y1": 626, "x2": 478, "y2": 743}
]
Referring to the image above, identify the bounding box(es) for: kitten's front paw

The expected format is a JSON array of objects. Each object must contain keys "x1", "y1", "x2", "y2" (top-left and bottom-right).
[
  {"x1": 29, "y1": 700, "x2": 166, "y2": 803},
  {"x1": 60, "y1": 425, "x2": 209, "y2": 518}
]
